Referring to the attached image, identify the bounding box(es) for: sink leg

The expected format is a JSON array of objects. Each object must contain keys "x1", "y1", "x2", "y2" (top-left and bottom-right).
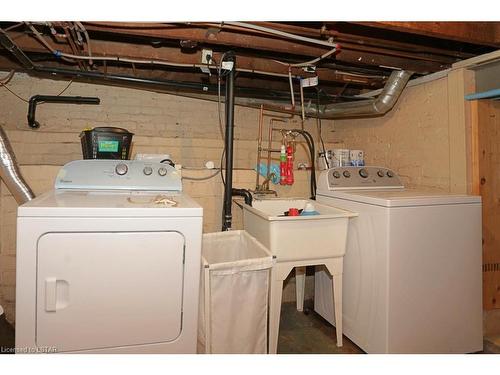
[
  {"x1": 268, "y1": 271, "x2": 284, "y2": 354},
  {"x1": 332, "y1": 273, "x2": 343, "y2": 347},
  {"x1": 295, "y1": 266, "x2": 306, "y2": 312}
]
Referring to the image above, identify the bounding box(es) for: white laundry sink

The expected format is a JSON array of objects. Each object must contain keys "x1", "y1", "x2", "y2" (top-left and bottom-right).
[{"x1": 241, "y1": 198, "x2": 357, "y2": 262}]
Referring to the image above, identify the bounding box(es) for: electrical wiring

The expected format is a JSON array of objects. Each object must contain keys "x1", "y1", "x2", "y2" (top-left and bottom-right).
[
  {"x1": 287, "y1": 129, "x2": 316, "y2": 199},
  {"x1": 288, "y1": 68, "x2": 295, "y2": 108},
  {"x1": 224, "y1": 22, "x2": 338, "y2": 49},
  {"x1": 54, "y1": 79, "x2": 74, "y2": 96},
  {"x1": 224, "y1": 22, "x2": 338, "y2": 69},
  {"x1": 181, "y1": 169, "x2": 221, "y2": 181},
  {"x1": 25, "y1": 22, "x2": 75, "y2": 64},
  {"x1": 0, "y1": 72, "x2": 74, "y2": 103},
  {"x1": 214, "y1": 52, "x2": 231, "y2": 187},
  {"x1": 0, "y1": 70, "x2": 15, "y2": 84},
  {"x1": 274, "y1": 47, "x2": 338, "y2": 68},
  {"x1": 0, "y1": 82, "x2": 29, "y2": 102},
  {"x1": 23, "y1": 23, "x2": 299, "y2": 80},
  {"x1": 74, "y1": 22, "x2": 93, "y2": 66},
  {"x1": 316, "y1": 88, "x2": 329, "y2": 169}
]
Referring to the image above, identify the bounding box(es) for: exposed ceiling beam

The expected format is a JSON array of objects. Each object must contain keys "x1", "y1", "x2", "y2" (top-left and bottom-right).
[
  {"x1": 253, "y1": 22, "x2": 476, "y2": 60},
  {"x1": 81, "y1": 23, "x2": 449, "y2": 74},
  {"x1": 3, "y1": 31, "x2": 386, "y2": 89},
  {"x1": 357, "y1": 22, "x2": 500, "y2": 47},
  {"x1": 0, "y1": 55, "x2": 359, "y2": 98}
]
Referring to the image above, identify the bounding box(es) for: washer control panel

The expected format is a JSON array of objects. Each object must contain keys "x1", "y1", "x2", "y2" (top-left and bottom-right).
[
  {"x1": 318, "y1": 166, "x2": 404, "y2": 191},
  {"x1": 55, "y1": 160, "x2": 182, "y2": 191}
]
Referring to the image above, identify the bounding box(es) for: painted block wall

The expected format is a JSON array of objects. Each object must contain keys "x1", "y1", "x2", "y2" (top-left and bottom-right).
[
  {"x1": 332, "y1": 76, "x2": 453, "y2": 192},
  {"x1": 0, "y1": 71, "x2": 461, "y2": 323},
  {"x1": 0, "y1": 72, "x2": 331, "y2": 322}
]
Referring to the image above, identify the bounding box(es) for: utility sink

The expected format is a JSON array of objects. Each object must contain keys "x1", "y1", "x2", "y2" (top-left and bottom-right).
[{"x1": 241, "y1": 198, "x2": 357, "y2": 262}]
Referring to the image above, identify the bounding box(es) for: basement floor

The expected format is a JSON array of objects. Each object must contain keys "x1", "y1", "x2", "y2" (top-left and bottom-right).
[
  {"x1": 1, "y1": 301, "x2": 499, "y2": 354},
  {"x1": 278, "y1": 300, "x2": 363, "y2": 354}
]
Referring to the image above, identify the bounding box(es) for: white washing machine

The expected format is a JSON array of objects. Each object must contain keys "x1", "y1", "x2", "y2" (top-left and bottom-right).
[
  {"x1": 314, "y1": 166, "x2": 483, "y2": 353},
  {"x1": 15, "y1": 160, "x2": 203, "y2": 353}
]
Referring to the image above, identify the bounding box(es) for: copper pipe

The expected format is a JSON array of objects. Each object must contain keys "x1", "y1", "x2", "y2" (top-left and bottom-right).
[
  {"x1": 268, "y1": 118, "x2": 287, "y2": 185},
  {"x1": 255, "y1": 105, "x2": 264, "y2": 190}
]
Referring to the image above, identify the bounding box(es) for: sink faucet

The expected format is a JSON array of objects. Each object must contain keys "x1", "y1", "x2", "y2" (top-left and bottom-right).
[{"x1": 254, "y1": 172, "x2": 278, "y2": 197}]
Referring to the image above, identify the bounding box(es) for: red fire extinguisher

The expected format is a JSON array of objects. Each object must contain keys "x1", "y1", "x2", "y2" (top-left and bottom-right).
[{"x1": 286, "y1": 144, "x2": 294, "y2": 185}]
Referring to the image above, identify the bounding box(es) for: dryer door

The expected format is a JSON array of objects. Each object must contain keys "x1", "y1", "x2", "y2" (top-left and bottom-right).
[{"x1": 36, "y1": 231, "x2": 185, "y2": 352}]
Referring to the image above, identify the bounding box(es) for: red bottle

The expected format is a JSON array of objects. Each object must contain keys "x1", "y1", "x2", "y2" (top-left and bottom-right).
[
  {"x1": 280, "y1": 145, "x2": 287, "y2": 185},
  {"x1": 286, "y1": 144, "x2": 294, "y2": 185}
]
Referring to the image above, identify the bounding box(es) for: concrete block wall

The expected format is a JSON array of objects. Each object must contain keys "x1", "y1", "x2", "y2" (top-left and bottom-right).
[
  {"x1": 0, "y1": 72, "x2": 332, "y2": 323},
  {"x1": 332, "y1": 76, "x2": 453, "y2": 192},
  {"x1": 0, "y1": 71, "x2": 461, "y2": 323}
]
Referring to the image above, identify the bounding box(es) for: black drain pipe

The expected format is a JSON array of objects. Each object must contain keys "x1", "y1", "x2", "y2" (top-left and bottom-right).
[
  {"x1": 222, "y1": 52, "x2": 236, "y2": 231},
  {"x1": 232, "y1": 188, "x2": 253, "y2": 206},
  {"x1": 28, "y1": 95, "x2": 100, "y2": 129}
]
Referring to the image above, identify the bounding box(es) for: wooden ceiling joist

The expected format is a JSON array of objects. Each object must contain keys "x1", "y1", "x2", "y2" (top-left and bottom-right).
[
  {"x1": 81, "y1": 23, "x2": 450, "y2": 74},
  {"x1": 6, "y1": 31, "x2": 387, "y2": 88},
  {"x1": 357, "y1": 22, "x2": 500, "y2": 48},
  {"x1": 1, "y1": 21, "x2": 498, "y2": 99}
]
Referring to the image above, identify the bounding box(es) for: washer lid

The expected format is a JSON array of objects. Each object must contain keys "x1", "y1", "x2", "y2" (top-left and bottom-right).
[
  {"x1": 18, "y1": 190, "x2": 203, "y2": 217},
  {"x1": 317, "y1": 188, "x2": 482, "y2": 207}
]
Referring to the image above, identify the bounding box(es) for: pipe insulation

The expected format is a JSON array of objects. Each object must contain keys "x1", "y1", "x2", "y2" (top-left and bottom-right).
[{"x1": 0, "y1": 126, "x2": 35, "y2": 204}]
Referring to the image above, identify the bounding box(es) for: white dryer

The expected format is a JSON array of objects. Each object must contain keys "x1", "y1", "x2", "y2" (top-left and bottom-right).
[
  {"x1": 16, "y1": 160, "x2": 203, "y2": 353},
  {"x1": 314, "y1": 166, "x2": 483, "y2": 353}
]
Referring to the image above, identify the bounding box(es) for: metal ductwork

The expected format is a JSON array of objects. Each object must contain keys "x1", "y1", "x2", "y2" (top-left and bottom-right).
[
  {"x1": 315, "y1": 70, "x2": 414, "y2": 119},
  {"x1": 0, "y1": 127, "x2": 35, "y2": 204}
]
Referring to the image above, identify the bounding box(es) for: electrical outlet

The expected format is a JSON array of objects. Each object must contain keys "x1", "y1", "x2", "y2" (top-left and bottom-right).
[{"x1": 201, "y1": 49, "x2": 213, "y2": 64}]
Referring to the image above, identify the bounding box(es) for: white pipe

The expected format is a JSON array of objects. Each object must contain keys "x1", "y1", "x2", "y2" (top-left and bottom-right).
[
  {"x1": 74, "y1": 21, "x2": 93, "y2": 65},
  {"x1": 224, "y1": 22, "x2": 338, "y2": 49},
  {"x1": 288, "y1": 68, "x2": 295, "y2": 108},
  {"x1": 274, "y1": 47, "x2": 338, "y2": 68},
  {"x1": 25, "y1": 23, "x2": 298, "y2": 80},
  {"x1": 299, "y1": 79, "x2": 305, "y2": 127}
]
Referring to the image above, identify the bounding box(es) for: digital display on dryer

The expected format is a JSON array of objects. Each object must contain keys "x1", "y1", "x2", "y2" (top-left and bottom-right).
[{"x1": 98, "y1": 140, "x2": 119, "y2": 153}]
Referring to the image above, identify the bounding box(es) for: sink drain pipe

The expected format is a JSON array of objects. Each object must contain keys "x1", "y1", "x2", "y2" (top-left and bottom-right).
[{"x1": 222, "y1": 52, "x2": 236, "y2": 231}]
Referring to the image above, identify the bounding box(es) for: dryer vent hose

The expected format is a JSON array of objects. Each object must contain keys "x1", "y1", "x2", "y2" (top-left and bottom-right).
[{"x1": 0, "y1": 126, "x2": 35, "y2": 204}]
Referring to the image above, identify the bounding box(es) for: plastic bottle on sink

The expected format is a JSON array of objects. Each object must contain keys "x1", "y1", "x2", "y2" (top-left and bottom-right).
[{"x1": 300, "y1": 202, "x2": 320, "y2": 216}]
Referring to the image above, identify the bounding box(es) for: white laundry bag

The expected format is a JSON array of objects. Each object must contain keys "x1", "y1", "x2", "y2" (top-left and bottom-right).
[{"x1": 198, "y1": 230, "x2": 273, "y2": 354}]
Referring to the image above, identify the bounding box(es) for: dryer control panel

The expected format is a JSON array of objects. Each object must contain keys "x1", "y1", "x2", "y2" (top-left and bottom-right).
[
  {"x1": 317, "y1": 166, "x2": 404, "y2": 191},
  {"x1": 55, "y1": 160, "x2": 182, "y2": 191}
]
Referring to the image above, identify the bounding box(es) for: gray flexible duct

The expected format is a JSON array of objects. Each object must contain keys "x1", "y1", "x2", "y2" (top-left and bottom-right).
[
  {"x1": 316, "y1": 70, "x2": 414, "y2": 119},
  {"x1": 0, "y1": 127, "x2": 35, "y2": 204}
]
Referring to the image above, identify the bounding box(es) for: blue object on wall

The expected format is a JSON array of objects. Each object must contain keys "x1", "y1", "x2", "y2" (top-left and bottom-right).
[
  {"x1": 256, "y1": 163, "x2": 281, "y2": 185},
  {"x1": 465, "y1": 88, "x2": 500, "y2": 101}
]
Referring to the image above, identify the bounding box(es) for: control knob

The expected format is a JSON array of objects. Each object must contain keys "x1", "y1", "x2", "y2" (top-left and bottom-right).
[
  {"x1": 115, "y1": 163, "x2": 128, "y2": 176},
  {"x1": 387, "y1": 170, "x2": 395, "y2": 178},
  {"x1": 343, "y1": 170, "x2": 351, "y2": 178},
  {"x1": 158, "y1": 167, "x2": 168, "y2": 176},
  {"x1": 377, "y1": 170, "x2": 385, "y2": 178},
  {"x1": 359, "y1": 168, "x2": 369, "y2": 178},
  {"x1": 332, "y1": 171, "x2": 341, "y2": 179},
  {"x1": 143, "y1": 166, "x2": 153, "y2": 176}
]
